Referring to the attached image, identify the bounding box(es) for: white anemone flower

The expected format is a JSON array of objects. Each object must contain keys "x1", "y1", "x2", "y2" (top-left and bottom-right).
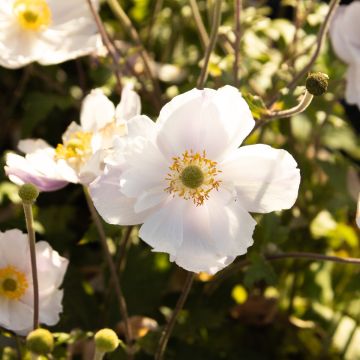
[
  {"x1": 90, "y1": 86, "x2": 301, "y2": 274},
  {"x1": 0, "y1": 229, "x2": 68, "y2": 335},
  {"x1": 5, "y1": 85, "x2": 141, "y2": 190},
  {"x1": 0, "y1": 0, "x2": 102, "y2": 68},
  {"x1": 329, "y1": 1, "x2": 360, "y2": 109}
]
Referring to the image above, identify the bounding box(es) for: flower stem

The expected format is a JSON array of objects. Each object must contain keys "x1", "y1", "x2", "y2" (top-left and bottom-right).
[
  {"x1": 22, "y1": 203, "x2": 39, "y2": 330},
  {"x1": 85, "y1": 0, "x2": 122, "y2": 95},
  {"x1": 155, "y1": 272, "x2": 195, "y2": 360},
  {"x1": 83, "y1": 187, "x2": 133, "y2": 356},
  {"x1": 189, "y1": 0, "x2": 209, "y2": 50},
  {"x1": 233, "y1": 0, "x2": 242, "y2": 86},
  {"x1": 107, "y1": 0, "x2": 162, "y2": 111},
  {"x1": 197, "y1": 0, "x2": 222, "y2": 89},
  {"x1": 94, "y1": 350, "x2": 104, "y2": 360}
]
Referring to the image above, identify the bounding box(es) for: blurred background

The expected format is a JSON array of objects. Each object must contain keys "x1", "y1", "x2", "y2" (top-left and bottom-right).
[{"x1": 1, "y1": 0, "x2": 360, "y2": 359}]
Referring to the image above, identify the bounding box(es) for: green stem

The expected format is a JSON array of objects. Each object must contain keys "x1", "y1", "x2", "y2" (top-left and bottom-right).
[
  {"x1": 197, "y1": 0, "x2": 222, "y2": 89},
  {"x1": 83, "y1": 187, "x2": 133, "y2": 357},
  {"x1": 22, "y1": 203, "x2": 39, "y2": 330},
  {"x1": 94, "y1": 349, "x2": 104, "y2": 360},
  {"x1": 155, "y1": 272, "x2": 195, "y2": 360}
]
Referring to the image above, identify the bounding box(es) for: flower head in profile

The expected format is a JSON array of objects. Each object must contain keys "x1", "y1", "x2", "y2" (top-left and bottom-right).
[
  {"x1": 0, "y1": 0, "x2": 102, "y2": 68},
  {"x1": 5, "y1": 85, "x2": 142, "y2": 190},
  {"x1": 329, "y1": 1, "x2": 360, "y2": 109},
  {"x1": 90, "y1": 85, "x2": 301, "y2": 274},
  {"x1": 0, "y1": 229, "x2": 68, "y2": 335}
]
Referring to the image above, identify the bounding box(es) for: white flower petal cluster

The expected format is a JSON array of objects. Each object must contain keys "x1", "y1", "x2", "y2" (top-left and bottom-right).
[
  {"x1": 0, "y1": 0, "x2": 102, "y2": 68},
  {"x1": 5, "y1": 85, "x2": 141, "y2": 190},
  {"x1": 329, "y1": 1, "x2": 360, "y2": 109},
  {"x1": 0, "y1": 229, "x2": 68, "y2": 335},
  {"x1": 90, "y1": 86, "x2": 301, "y2": 274}
]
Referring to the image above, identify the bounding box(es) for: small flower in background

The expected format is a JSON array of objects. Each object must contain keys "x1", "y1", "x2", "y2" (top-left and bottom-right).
[
  {"x1": 5, "y1": 85, "x2": 142, "y2": 190},
  {"x1": 329, "y1": 1, "x2": 360, "y2": 110},
  {"x1": 0, "y1": 229, "x2": 68, "y2": 335},
  {"x1": 90, "y1": 86, "x2": 301, "y2": 274},
  {"x1": 0, "y1": 0, "x2": 102, "y2": 68}
]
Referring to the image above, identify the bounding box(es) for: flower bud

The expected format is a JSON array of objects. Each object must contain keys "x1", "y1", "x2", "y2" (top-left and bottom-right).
[
  {"x1": 26, "y1": 329, "x2": 54, "y2": 355},
  {"x1": 94, "y1": 328, "x2": 119, "y2": 353},
  {"x1": 305, "y1": 72, "x2": 329, "y2": 96},
  {"x1": 18, "y1": 184, "x2": 39, "y2": 204}
]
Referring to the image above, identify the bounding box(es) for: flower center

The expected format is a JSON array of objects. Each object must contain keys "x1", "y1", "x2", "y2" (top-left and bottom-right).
[
  {"x1": 166, "y1": 150, "x2": 221, "y2": 206},
  {"x1": 13, "y1": 0, "x2": 52, "y2": 32},
  {"x1": 55, "y1": 131, "x2": 93, "y2": 171},
  {"x1": 0, "y1": 266, "x2": 28, "y2": 300}
]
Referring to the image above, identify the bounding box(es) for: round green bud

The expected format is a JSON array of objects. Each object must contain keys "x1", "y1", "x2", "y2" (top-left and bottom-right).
[
  {"x1": 94, "y1": 328, "x2": 119, "y2": 353},
  {"x1": 18, "y1": 184, "x2": 39, "y2": 204},
  {"x1": 180, "y1": 165, "x2": 204, "y2": 189},
  {"x1": 305, "y1": 72, "x2": 329, "y2": 96},
  {"x1": 26, "y1": 329, "x2": 54, "y2": 355}
]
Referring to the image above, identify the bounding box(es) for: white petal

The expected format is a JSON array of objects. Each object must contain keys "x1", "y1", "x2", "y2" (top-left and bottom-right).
[
  {"x1": 115, "y1": 84, "x2": 141, "y2": 122},
  {"x1": 78, "y1": 150, "x2": 106, "y2": 185},
  {"x1": 134, "y1": 186, "x2": 168, "y2": 213},
  {"x1": 156, "y1": 86, "x2": 255, "y2": 160},
  {"x1": 139, "y1": 199, "x2": 184, "y2": 254},
  {"x1": 80, "y1": 89, "x2": 115, "y2": 132},
  {"x1": 8, "y1": 301, "x2": 33, "y2": 333},
  {"x1": 221, "y1": 144, "x2": 300, "y2": 213},
  {"x1": 121, "y1": 141, "x2": 169, "y2": 198},
  {"x1": 0, "y1": 230, "x2": 30, "y2": 272},
  {"x1": 344, "y1": 64, "x2": 360, "y2": 108},
  {"x1": 18, "y1": 139, "x2": 51, "y2": 153},
  {"x1": 126, "y1": 115, "x2": 156, "y2": 140},
  {"x1": 38, "y1": 290, "x2": 64, "y2": 326},
  {"x1": 89, "y1": 166, "x2": 148, "y2": 225}
]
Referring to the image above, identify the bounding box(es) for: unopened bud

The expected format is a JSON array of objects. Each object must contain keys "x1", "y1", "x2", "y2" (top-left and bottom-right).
[
  {"x1": 18, "y1": 184, "x2": 39, "y2": 204},
  {"x1": 306, "y1": 72, "x2": 329, "y2": 96},
  {"x1": 26, "y1": 329, "x2": 54, "y2": 355},
  {"x1": 94, "y1": 328, "x2": 119, "y2": 353}
]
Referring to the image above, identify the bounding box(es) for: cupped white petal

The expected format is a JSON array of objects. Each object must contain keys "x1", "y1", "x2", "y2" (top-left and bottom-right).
[
  {"x1": 115, "y1": 84, "x2": 141, "y2": 122},
  {"x1": 38, "y1": 289, "x2": 64, "y2": 326},
  {"x1": 156, "y1": 86, "x2": 255, "y2": 160},
  {"x1": 89, "y1": 166, "x2": 149, "y2": 225},
  {"x1": 79, "y1": 149, "x2": 106, "y2": 185},
  {"x1": 221, "y1": 144, "x2": 300, "y2": 213},
  {"x1": 344, "y1": 63, "x2": 360, "y2": 108},
  {"x1": 80, "y1": 89, "x2": 115, "y2": 132},
  {"x1": 126, "y1": 115, "x2": 156, "y2": 141}
]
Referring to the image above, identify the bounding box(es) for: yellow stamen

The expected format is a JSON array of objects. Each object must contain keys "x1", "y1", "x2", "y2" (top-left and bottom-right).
[
  {"x1": 165, "y1": 150, "x2": 221, "y2": 206},
  {"x1": 55, "y1": 131, "x2": 93, "y2": 171},
  {"x1": 13, "y1": 0, "x2": 51, "y2": 32},
  {"x1": 0, "y1": 266, "x2": 28, "y2": 300}
]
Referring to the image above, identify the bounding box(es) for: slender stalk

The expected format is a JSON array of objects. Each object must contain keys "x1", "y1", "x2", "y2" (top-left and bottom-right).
[
  {"x1": 210, "y1": 251, "x2": 360, "y2": 289},
  {"x1": 249, "y1": 90, "x2": 313, "y2": 136},
  {"x1": 189, "y1": 0, "x2": 209, "y2": 49},
  {"x1": 22, "y1": 203, "x2": 39, "y2": 330},
  {"x1": 115, "y1": 226, "x2": 133, "y2": 274},
  {"x1": 155, "y1": 272, "x2": 195, "y2": 360},
  {"x1": 94, "y1": 350, "x2": 104, "y2": 360},
  {"x1": 83, "y1": 187, "x2": 133, "y2": 354},
  {"x1": 107, "y1": 0, "x2": 162, "y2": 110},
  {"x1": 197, "y1": 0, "x2": 222, "y2": 89},
  {"x1": 233, "y1": 0, "x2": 242, "y2": 86},
  {"x1": 268, "y1": 0, "x2": 340, "y2": 107},
  {"x1": 85, "y1": 0, "x2": 122, "y2": 95}
]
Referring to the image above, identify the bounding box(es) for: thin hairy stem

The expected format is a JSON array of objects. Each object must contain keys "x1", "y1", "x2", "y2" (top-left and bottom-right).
[
  {"x1": 268, "y1": 0, "x2": 340, "y2": 107},
  {"x1": 189, "y1": 0, "x2": 209, "y2": 49},
  {"x1": 83, "y1": 187, "x2": 133, "y2": 356},
  {"x1": 22, "y1": 203, "x2": 39, "y2": 330},
  {"x1": 107, "y1": 0, "x2": 162, "y2": 110},
  {"x1": 233, "y1": 0, "x2": 242, "y2": 86},
  {"x1": 197, "y1": 0, "x2": 222, "y2": 89},
  {"x1": 86, "y1": 0, "x2": 122, "y2": 95},
  {"x1": 155, "y1": 272, "x2": 195, "y2": 360},
  {"x1": 208, "y1": 251, "x2": 360, "y2": 292}
]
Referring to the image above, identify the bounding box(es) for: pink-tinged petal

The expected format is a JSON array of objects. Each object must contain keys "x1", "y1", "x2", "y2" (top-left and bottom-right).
[
  {"x1": 80, "y1": 89, "x2": 115, "y2": 132},
  {"x1": 5, "y1": 153, "x2": 69, "y2": 192},
  {"x1": 89, "y1": 166, "x2": 148, "y2": 225},
  {"x1": 139, "y1": 198, "x2": 185, "y2": 254},
  {"x1": 221, "y1": 144, "x2": 300, "y2": 213},
  {"x1": 115, "y1": 84, "x2": 141, "y2": 122},
  {"x1": 156, "y1": 86, "x2": 255, "y2": 160}
]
